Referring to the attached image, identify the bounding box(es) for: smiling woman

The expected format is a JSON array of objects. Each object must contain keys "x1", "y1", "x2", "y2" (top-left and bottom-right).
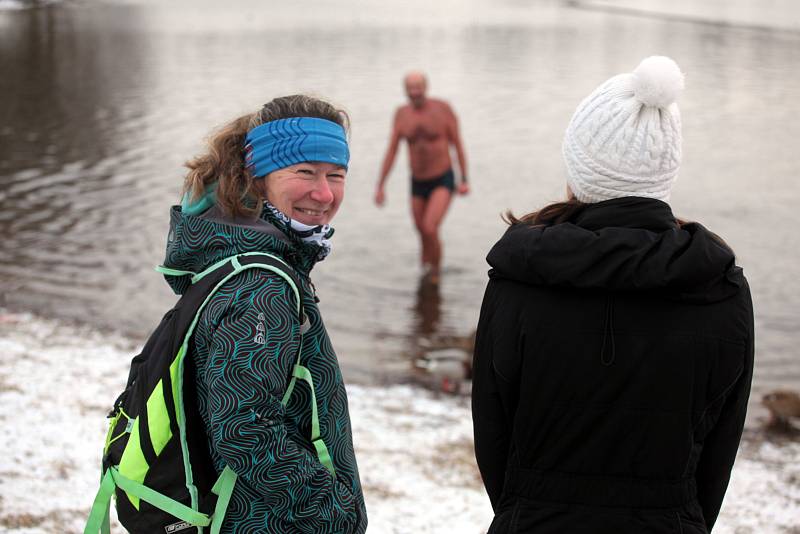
[
  {"x1": 118, "y1": 95, "x2": 367, "y2": 533},
  {"x1": 261, "y1": 162, "x2": 346, "y2": 226},
  {"x1": 183, "y1": 96, "x2": 350, "y2": 220}
]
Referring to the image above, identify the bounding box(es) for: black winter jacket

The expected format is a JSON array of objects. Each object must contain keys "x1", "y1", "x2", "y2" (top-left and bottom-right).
[{"x1": 472, "y1": 197, "x2": 754, "y2": 534}]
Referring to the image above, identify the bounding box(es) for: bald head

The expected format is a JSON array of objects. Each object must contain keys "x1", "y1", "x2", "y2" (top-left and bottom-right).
[
  {"x1": 404, "y1": 71, "x2": 428, "y2": 108},
  {"x1": 404, "y1": 71, "x2": 427, "y2": 86}
]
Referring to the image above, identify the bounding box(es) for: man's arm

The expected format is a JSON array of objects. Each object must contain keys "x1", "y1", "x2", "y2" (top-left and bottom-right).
[
  {"x1": 444, "y1": 103, "x2": 469, "y2": 194},
  {"x1": 375, "y1": 109, "x2": 403, "y2": 206}
]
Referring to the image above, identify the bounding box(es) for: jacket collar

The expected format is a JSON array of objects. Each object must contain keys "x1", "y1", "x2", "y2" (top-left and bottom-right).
[
  {"x1": 572, "y1": 197, "x2": 678, "y2": 233},
  {"x1": 487, "y1": 197, "x2": 743, "y2": 303},
  {"x1": 161, "y1": 204, "x2": 323, "y2": 295}
]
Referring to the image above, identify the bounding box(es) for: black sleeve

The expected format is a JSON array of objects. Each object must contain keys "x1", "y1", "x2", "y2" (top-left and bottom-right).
[
  {"x1": 695, "y1": 286, "x2": 755, "y2": 530},
  {"x1": 472, "y1": 280, "x2": 514, "y2": 510}
]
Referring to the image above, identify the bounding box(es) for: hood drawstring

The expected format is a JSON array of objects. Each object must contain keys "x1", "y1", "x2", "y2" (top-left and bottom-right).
[{"x1": 600, "y1": 294, "x2": 616, "y2": 366}]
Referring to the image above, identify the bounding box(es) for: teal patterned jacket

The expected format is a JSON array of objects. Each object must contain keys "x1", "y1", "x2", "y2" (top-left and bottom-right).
[{"x1": 162, "y1": 204, "x2": 367, "y2": 534}]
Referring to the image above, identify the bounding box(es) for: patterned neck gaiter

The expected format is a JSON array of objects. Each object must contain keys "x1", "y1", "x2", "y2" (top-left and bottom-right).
[{"x1": 263, "y1": 202, "x2": 334, "y2": 261}]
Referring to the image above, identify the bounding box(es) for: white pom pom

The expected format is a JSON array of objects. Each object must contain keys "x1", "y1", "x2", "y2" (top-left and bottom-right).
[{"x1": 632, "y1": 56, "x2": 685, "y2": 108}]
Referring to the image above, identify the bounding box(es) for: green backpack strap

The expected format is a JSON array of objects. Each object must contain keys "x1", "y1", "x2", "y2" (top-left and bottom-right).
[
  {"x1": 84, "y1": 466, "x2": 223, "y2": 534},
  {"x1": 158, "y1": 253, "x2": 334, "y2": 475},
  {"x1": 184, "y1": 255, "x2": 335, "y2": 479},
  {"x1": 192, "y1": 253, "x2": 335, "y2": 474},
  {"x1": 284, "y1": 364, "x2": 336, "y2": 475},
  {"x1": 209, "y1": 465, "x2": 237, "y2": 534},
  {"x1": 84, "y1": 469, "x2": 114, "y2": 534},
  {"x1": 85, "y1": 252, "x2": 333, "y2": 534}
]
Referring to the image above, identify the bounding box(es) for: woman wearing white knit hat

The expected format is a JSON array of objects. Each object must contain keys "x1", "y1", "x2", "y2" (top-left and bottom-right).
[{"x1": 472, "y1": 57, "x2": 753, "y2": 533}]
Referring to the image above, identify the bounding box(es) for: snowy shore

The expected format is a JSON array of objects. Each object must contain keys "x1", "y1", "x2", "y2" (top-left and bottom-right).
[{"x1": 0, "y1": 310, "x2": 797, "y2": 533}]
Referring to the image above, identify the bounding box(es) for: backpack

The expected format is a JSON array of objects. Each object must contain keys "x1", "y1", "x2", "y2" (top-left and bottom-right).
[{"x1": 84, "y1": 252, "x2": 335, "y2": 534}]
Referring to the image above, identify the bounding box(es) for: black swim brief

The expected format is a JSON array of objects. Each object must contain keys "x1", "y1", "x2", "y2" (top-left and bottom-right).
[{"x1": 411, "y1": 169, "x2": 455, "y2": 199}]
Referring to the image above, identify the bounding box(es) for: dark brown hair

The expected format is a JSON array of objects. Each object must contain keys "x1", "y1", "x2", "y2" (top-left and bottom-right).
[
  {"x1": 502, "y1": 198, "x2": 588, "y2": 227},
  {"x1": 183, "y1": 95, "x2": 349, "y2": 218}
]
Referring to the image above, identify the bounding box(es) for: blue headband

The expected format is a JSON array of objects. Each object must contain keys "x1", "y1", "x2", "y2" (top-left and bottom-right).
[{"x1": 244, "y1": 117, "x2": 349, "y2": 178}]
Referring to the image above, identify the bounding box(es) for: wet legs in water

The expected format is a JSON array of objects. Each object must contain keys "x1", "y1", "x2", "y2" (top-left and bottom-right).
[{"x1": 411, "y1": 186, "x2": 452, "y2": 284}]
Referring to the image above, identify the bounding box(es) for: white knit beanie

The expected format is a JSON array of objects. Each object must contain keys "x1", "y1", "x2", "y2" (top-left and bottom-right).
[{"x1": 562, "y1": 56, "x2": 685, "y2": 203}]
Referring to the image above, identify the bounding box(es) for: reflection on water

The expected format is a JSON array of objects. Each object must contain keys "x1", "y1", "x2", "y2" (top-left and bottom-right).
[
  {"x1": 411, "y1": 276, "x2": 474, "y2": 394},
  {"x1": 414, "y1": 278, "x2": 442, "y2": 338},
  {"x1": 1, "y1": 1, "x2": 799, "y2": 410}
]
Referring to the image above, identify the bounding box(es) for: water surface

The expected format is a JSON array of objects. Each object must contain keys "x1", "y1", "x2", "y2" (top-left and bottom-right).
[{"x1": 1, "y1": 0, "x2": 799, "y2": 406}]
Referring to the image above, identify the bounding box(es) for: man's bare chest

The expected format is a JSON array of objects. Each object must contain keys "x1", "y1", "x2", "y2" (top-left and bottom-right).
[{"x1": 400, "y1": 111, "x2": 448, "y2": 144}]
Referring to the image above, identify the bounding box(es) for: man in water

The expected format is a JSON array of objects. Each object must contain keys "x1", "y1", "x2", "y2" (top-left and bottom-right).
[{"x1": 375, "y1": 71, "x2": 469, "y2": 284}]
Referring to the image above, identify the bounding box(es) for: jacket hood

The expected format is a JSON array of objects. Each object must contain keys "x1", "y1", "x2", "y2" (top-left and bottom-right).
[
  {"x1": 162, "y1": 204, "x2": 324, "y2": 295},
  {"x1": 487, "y1": 197, "x2": 744, "y2": 303}
]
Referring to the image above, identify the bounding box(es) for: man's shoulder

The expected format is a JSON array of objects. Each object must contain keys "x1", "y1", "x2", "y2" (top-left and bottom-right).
[
  {"x1": 429, "y1": 98, "x2": 454, "y2": 112},
  {"x1": 393, "y1": 104, "x2": 413, "y2": 125},
  {"x1": 395, "y1": 103, "x2": 413, "y2": 115}
]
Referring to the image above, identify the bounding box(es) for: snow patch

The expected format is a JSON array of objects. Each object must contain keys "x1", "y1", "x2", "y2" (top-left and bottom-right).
[{"x1": 0, "y1": 310, "x2": 797, "y2": 533}]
